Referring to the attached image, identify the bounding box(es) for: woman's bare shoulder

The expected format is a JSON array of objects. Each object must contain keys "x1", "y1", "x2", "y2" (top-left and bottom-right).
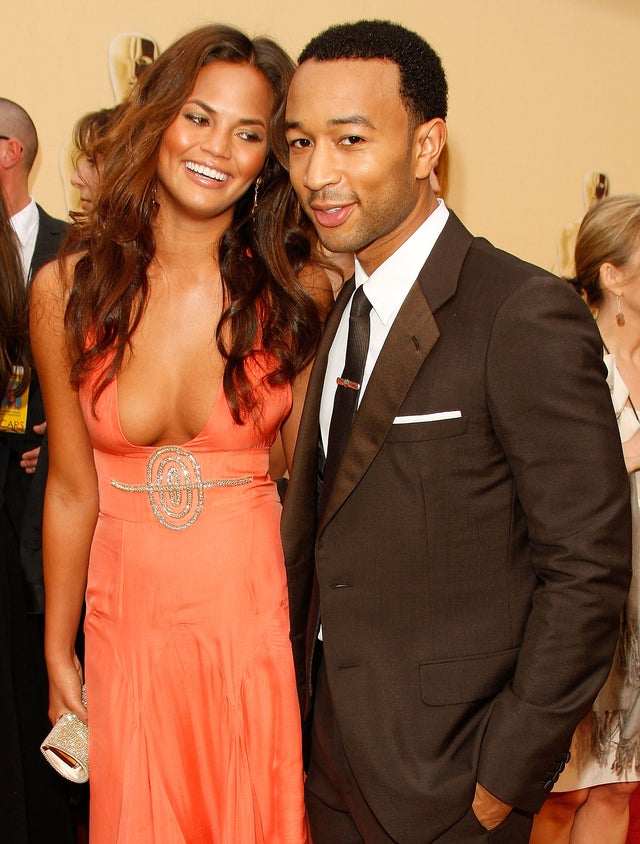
[
  {"x1": 31, "y1": 252, "x2": 83, "y2": 309},
  {"x1": 30, "y1": 254, "x2": 87, "y2": 342}
]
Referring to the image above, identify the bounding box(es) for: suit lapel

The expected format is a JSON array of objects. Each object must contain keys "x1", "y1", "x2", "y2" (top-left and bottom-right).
[
  {"x1": 318, "y1": 212, "x2": 474, "y2": 532},
  {"x1": 307, "y1": 276, "x2": 356, "y2": 439},
  {"x1": 29, "y1": 206, "x2": 66, "y2": 282},
  {"x1": 301, "y1": 276, "x2": 355, "y2": 461},
  {"x1": 283, "y1": 278, "x2": 356, "y2": 534},
  {"x1": 30, "y1": 206, "x2": 50, "y2": 281}
]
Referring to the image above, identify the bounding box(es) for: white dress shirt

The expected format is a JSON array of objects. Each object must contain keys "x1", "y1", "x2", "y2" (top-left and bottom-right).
[
  {"x1": 10, "y1": 197, "x2": 39, "y2": 282},
  {"x1": 320, "y1": 200, "x2": 449, "y2": 453}
]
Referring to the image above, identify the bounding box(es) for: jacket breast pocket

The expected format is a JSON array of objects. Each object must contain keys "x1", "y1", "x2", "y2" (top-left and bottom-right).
[
  {"x1": 386, "y1": 415, "x2": 468, "y2": 443},
  {"x1": 419, "y1": 646, "x2": 519, "y2": 706}
]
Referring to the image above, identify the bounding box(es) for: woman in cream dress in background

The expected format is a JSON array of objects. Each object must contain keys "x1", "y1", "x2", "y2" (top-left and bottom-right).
[{"x1": 531, "y1": 195, "x2": 640, "y2": 843}]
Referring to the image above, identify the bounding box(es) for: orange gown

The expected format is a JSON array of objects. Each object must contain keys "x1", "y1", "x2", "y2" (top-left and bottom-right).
[{"x1": 79, "y1": 356, "x2": 308, "y2": 843}]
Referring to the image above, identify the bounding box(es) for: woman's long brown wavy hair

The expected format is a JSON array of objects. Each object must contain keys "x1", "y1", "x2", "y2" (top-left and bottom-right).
[
  {"x1": 62, "y1": 24, "x2": 325, "y2": 422},
  {"x1": 0, "y1": 190, "x2": 30, "y2": 398}
]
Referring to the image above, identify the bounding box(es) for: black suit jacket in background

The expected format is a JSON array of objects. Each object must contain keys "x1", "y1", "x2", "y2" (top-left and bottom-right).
[
  {"x1": 0, "y1": 205, "x2": 74, "y2": 844},
  {"x1": 30, "y1": 204, "x2": 67, "y2": 279},
  {"x1": 2, "y1": 204, "x2": 68, "y2": 611}
]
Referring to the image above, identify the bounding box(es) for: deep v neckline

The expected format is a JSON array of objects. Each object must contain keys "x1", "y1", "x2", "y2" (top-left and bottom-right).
[{"x1": 114, "y1": 376, "x2": 226, "y2": 450}]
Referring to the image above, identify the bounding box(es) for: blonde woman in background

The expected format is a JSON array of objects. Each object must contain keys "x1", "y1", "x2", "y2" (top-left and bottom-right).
[{"x1": 531, "y1": 195, "x2": 640, "y2": 844}]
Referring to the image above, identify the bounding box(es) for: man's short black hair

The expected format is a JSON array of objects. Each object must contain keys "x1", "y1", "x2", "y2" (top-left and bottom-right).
[{"x1": 298, "y1": 20, "x2": 447, "y2": 125}]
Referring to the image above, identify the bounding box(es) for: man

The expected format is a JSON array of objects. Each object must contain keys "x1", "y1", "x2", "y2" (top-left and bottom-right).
[
  {"x1": 0, "y1": 97, "x2": 67, "y2": 601},
  {"x1": 281, "y1": 20, "x2": 632, "y2": 843},
  {"x1": 0, "y1": 100, "x2": 73, "y2": 841},
  {"x1": 0, "y1": 98, "x2": 67, "y2": 282}
]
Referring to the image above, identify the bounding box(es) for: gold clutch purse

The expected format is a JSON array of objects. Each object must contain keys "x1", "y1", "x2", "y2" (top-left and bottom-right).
[{"x1": 40, "y1": 686, "x2": 89, "y2": 783}]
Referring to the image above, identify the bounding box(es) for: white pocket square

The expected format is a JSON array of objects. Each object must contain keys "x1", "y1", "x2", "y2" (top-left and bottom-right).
[{"x1": 392, "y1": 410, "x2": 462, "y2": 424}]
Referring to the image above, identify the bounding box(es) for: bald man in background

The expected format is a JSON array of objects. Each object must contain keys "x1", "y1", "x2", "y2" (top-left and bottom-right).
[
  {"x1": 0, "y1": 96, "x2": 67, "y2": 603},
  {"x1": 0, "y1": 98, "x2": 74, "y2": 843},
  {"x1": 0, "y1": 98, "x2": 67, "y2": 282}
]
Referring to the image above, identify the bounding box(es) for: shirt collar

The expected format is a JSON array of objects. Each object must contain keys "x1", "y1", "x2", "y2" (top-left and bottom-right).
[
  {"x1": 354, "y1": 199, "x2": 449, "y2": 325},
  {"x1": 10, "y1": 197, "x2": 38, "y2": 246}
]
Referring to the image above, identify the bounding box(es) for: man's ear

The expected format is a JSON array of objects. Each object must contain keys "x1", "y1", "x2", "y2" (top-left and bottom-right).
[
  {"x1": 0, "y1": 138, "x2": 23, "y2": 170},
  {"x1": 414, "y1": 118, "x2": 447, "y2": 181}
]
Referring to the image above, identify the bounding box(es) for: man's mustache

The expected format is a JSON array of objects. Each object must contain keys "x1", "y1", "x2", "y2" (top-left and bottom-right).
[{"x1": 305, "y1": 190, "x2": 359, "y2": 208}]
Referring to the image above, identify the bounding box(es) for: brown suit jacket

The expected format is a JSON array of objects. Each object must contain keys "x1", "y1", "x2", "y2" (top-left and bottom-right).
[{"x1": 281, "y1": 212, "x2": 632, "y2": 842}]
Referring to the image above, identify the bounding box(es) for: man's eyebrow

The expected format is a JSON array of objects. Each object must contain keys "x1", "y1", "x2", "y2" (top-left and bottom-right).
[
  {"x1": 329, "y1": 114, "x2": 375, "y2": 129},
  {"x1": 284, "y1": 114, "x2": 376, "y2": 131},
  {"x1": 184, "y1": 98, "x2": 267, "y2": 126}
]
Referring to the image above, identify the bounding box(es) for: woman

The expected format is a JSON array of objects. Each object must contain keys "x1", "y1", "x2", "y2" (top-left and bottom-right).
[
  {"x1": 69, "y1": 106, "x2": 122, "y2": 213},
  {"x1": 531, "y1": 195, "x2": 640, "y2": 844},
  {"x1": 31, "y1": 24, "x2": 331, "y2": 843}
]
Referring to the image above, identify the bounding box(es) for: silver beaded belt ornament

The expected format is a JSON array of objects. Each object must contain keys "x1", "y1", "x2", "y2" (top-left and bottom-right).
[{"x1": 111, "y1": 446, "x2": 252, "y2": 531}]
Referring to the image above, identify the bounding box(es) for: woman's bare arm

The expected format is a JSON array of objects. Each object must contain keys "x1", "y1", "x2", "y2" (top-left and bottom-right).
[{"x1": 30, "y1": 259, "x2": 98, "y2": 724}]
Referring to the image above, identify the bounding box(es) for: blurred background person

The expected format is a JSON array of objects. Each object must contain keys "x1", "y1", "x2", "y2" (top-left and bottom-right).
[
  {"x1": 31, "y1": 24, "x2": 331, "y2": 843},
  {"x1": 0, "y1": 97, "x2": 67, "y2": 604},
  {"x1": 69, "y1": 106, "x2": 122, "y2": 214},
  {"x1": 0, "y1": 98, "x2": 67, "y2": 282},
  {"x1": 531, "y1": 195, "x2": 640, "y2": 844},
  {"x1": 0, "y1": 191, "x2": 75, "y2": 843}
]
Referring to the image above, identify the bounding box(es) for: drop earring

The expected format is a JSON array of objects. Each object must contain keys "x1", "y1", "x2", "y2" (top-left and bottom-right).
[
  {"x1": 616, "y1": 295, "x2": 625, "y2": 327},
  {"x1": 252, "y1": 177, "x2": 262, "y2": 216}
]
